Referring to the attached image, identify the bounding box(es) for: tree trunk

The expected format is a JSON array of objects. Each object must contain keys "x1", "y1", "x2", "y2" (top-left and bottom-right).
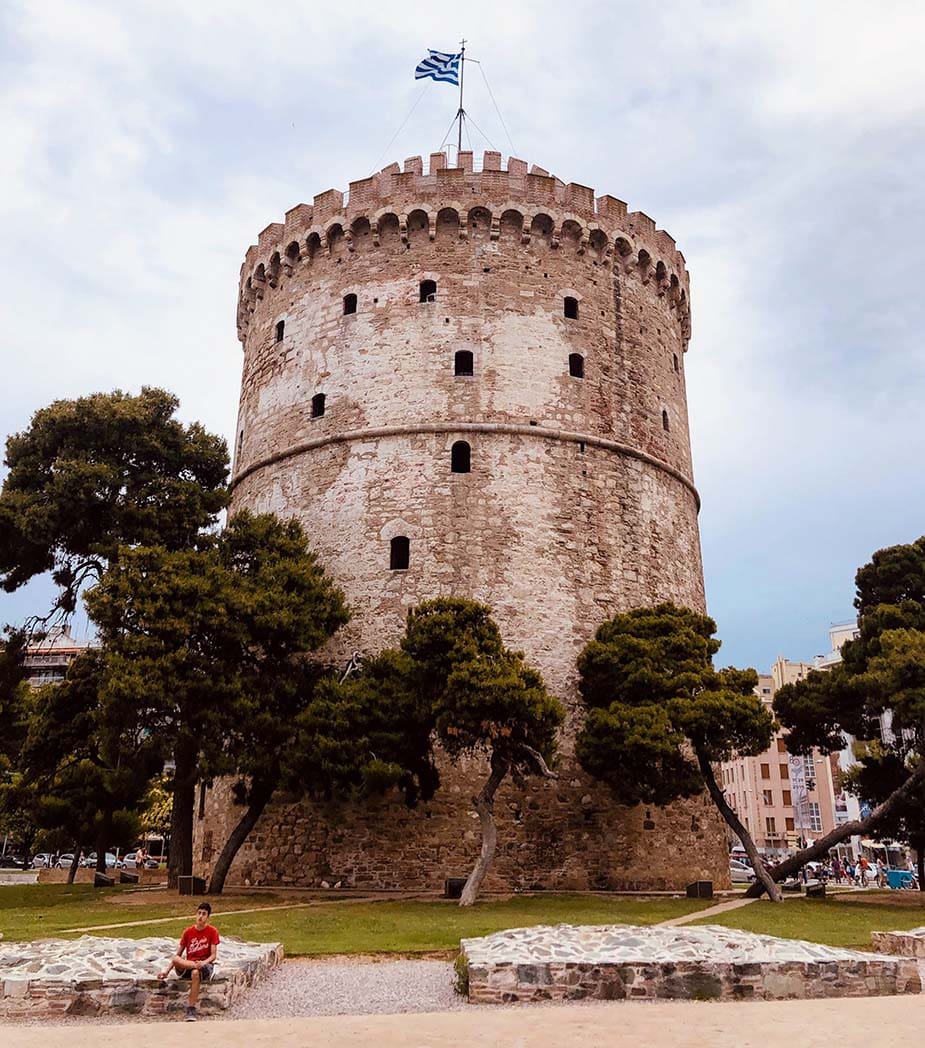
[
  {"x1": 696, "y1": 750, "x2": 782, "y2": 903},
  {"x1": 67, "y1": 847, "x2": 80, "y2": 885},
  {"x1": 460, "y1": 751, "x2": 510, "y2": 907},
  {"x1": 168, "y1": 739, "x2": 198, "y2": 888},
  {"x1": 746, "y1": 760, "x2": 925, "y2": 898},
  {"x1": 95, "y1": 809, "x2": 113, "y2": 875},
  {"x1": 208, "y1": 779, "x2": 274, "y2": 895}
]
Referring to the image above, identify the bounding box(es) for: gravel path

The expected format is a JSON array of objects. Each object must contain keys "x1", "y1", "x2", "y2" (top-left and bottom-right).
[{"x1": 227, "y1": 959, "x2": 465, "y2": 1019}]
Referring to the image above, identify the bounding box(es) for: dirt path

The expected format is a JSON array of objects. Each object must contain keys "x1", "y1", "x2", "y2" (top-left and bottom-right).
[{"x1": 12, "y1": 995, "x2": 925, "y2": 1046}]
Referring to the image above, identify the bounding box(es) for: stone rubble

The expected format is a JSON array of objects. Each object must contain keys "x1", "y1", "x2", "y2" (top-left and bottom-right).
[
  {"x1": 461, "y1": 923, "x2": 923, "y2": 1003},
  {"x1": 0, "y1": 934, "x2": 283, "y2": 1019}
]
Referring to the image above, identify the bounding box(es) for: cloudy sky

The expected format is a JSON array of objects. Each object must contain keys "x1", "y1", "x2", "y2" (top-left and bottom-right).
[{"x1": 1, "y1": 0, "x2": 923, "y2": 670}]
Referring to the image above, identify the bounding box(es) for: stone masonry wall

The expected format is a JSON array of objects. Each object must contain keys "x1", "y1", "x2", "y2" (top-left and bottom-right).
[{"x1": 194, "y1": 152, "x2": 728, "y2": 892}]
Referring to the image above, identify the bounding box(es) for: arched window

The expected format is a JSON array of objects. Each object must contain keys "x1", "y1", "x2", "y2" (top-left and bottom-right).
[
  {"x1": 343, "y1": 293, "x2": 357, "y2": 315},
  {"x1": 454, "y1": 350, "x2": 473, "y2": 376},
  {"x1": 568, "y1": 353, "x2": 584, "y2": 379},
  {"x1": 390, "y1": 536, "x2": 409, "y2": 570},
  {"x1": 275, "y1": 319, "x2": 285, "y2": 342},
  {"x1": 673, "y1": 353, "x2": 680, "y2": 373},
  {"x1": 662, "y1": 409, "x2": 670, "y2": 432},
  {"x1": 419, "y1": 279, "x2": 437, "y2": 303},
  {"x1": 312, "y1": 393, "x2": 326, "y2": 418},
  {"x1": 564, "y1": 296, "x2": 578, "y2": 320},
  {"x1": 451, "y1": 441, "x2": 471, "y2": 474}
]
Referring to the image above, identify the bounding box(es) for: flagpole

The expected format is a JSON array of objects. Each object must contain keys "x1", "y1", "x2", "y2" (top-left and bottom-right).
[{"x1": 456, "y1": 38, "x2": 467, "y2": 159}]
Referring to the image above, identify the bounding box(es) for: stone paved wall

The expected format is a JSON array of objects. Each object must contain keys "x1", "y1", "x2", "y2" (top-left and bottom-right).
[
  {"x1": 871, "y1": 928, "x2": 925, "y2": 958},
  {"x1": 461, "y1": 924, "x2": 924, "y2": 1004},
  {"x1": 196, "y1": 152, "x2": 728, "y2": 893},
  {"x1": 0, "y1": 936, "x2": 283, "y2": 1020}
]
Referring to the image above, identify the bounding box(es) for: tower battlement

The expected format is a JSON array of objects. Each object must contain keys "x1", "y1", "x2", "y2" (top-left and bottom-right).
[{"x1": 237, "y1": 153, "x2": 691, "y2": 346}]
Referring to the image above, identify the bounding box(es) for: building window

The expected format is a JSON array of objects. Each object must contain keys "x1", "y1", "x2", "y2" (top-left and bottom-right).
[
  {"x1": 419, "y1": 279, "x2": 437, "y2": 303},
  {"x1": 568, "y1": 353, "x2": 584, "y2": 379},
  {"x1": 311, "y1": 393, "x2": 326, "y2": 418},
  {"x1": 777, "y1": 739, "x2": 787, "y2": 753},
  {"x1": 454, "y1": 350, "x2": 473, "y2": 376},
  {"x1": 236, "y1": 430, "x2": 244, "y2": 461},
  {"x1": 390, "y1": 536, "x2": 409, "y2": 570},
  {"x1": 343, "y1": 293, "x2": 357, "y2": 315},
  {"x1": 662, "y1": 409, "x2": 670, "y2": 432},
  {"x1": 451, "y1": 440, "x2": 471, "y2": 474},
  {"x1": 782, "y1": 789, "x2": 792, "y2": 806},
  {"x1": 564, "y1": 296, "x2": 578, "y2": 319},
  {"x1": 808, "y1": 802, "x2": 822, "y2": 833},
  {"x1": 765, "y1": 817, "x2": 776, "y2": 835},
  {"x1": 780, "y1": 763, "x2": 789, "y2": 780},
  {"x1": 785, "y1": 817, "x2": 795, "y2": 832},
  {"x1": 275, "y1": 319, "x2": 285, "y2": 342},
  {"x1": 760, "y1": 763, "x2": 770, "y2": 779},
  {"x1": 673, "y1": 353, "x2": 679, "y2": 373},
  {"x1": 762, "y1": 789, "x2": 773, "y2": 806}
]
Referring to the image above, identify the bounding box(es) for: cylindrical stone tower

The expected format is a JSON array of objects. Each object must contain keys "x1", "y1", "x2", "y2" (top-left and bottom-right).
[{"x1": 197, "y1": 151, "x2": 728, "y2": 891}]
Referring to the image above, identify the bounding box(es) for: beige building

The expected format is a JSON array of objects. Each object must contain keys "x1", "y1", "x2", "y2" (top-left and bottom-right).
[
  {"x1": 22, "y1": 626, "x2": 90, "y2": 687},
  {"x1": 722, "y1": 659, "x2": 839, "y2": 856}
]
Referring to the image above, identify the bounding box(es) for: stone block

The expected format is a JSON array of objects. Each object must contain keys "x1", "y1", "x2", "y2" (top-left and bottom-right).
[{"x1": 686, "y1": 880, "x2": 713, "y2": 899}]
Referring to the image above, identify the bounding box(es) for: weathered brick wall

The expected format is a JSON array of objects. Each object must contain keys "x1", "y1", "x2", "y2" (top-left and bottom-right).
[{"x1": 195, "y1": 153, "x2": 729, "y2": 891}]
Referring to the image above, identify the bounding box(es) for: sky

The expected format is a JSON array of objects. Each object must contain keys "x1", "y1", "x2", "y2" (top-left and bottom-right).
[{"x1": 1, "y1": 0, "x2": 923, "y2": 670}]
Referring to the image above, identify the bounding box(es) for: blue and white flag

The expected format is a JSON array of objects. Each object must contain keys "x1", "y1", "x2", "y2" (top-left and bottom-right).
[{"x1": 415, "y1": 50, "x2": 461, "y2": 85}]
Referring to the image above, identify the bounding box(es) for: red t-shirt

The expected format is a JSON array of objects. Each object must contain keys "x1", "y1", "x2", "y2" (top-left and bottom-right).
[{"x1": 179, "y1": 924, "x2": 220, "y2": 962}]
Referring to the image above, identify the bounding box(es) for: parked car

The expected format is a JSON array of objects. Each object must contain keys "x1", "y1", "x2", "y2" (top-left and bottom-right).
[
  {"x1": 122, "y1": 856, "x2": 160, "y2": 870},
  {"x1": 729, "y1": 859, "x2": 757, "y2": 884},
  {"x1": 54, "y1": 853, "x2": 77, "y2": 869},
  {"x1": 31, "y1": 853, "x2": 55, "y2": 868},
  {"x1": 81, "y1": 852, "x2": 123, "y2": 869},
  {"x1": 0, "y1": 854, "x2": 27, "y2": 869}
]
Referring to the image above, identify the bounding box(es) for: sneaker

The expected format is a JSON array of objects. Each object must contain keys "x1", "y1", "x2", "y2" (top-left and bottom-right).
[{"x1": 185, "y1": 1006, "x2": 198, "y2": 1022}]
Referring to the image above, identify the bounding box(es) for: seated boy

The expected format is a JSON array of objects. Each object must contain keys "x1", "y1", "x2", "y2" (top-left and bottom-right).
[{"x1": 158, "y1": 902, "x2": 220, "y2": 1021}]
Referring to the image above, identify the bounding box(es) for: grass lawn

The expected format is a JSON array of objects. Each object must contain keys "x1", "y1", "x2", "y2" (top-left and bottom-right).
[
  {"x1": 694, "y1": 893, "x2": 925, "y2": 951},
  {"x1": 0, "y1": 886, "x2": 709, "y2": 956}
]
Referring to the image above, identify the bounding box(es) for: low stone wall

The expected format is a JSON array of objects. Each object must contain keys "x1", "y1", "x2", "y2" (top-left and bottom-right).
[
  {"x1": 871, "y1": 927, "x2": 925, "y2": 958},
  {"x1": 0, "y1": 935, "x2": 283, "y2": 1019},
  {"x1": 460, "y1": 924, "x2": 923, "y2": 1004}
]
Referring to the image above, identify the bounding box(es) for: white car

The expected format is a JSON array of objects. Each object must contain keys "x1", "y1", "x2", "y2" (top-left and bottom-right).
[{"x1": 729, "y1": 859, "x2": 757, "y2": 884}]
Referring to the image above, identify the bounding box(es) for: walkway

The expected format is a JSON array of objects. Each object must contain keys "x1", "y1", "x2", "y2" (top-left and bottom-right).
[
  {"x1": 658, "y1": 895, "x2": 757, "y2": 927},
  {"x1": 13, "y1": 996, "x2": 925, "y2": 1046}
]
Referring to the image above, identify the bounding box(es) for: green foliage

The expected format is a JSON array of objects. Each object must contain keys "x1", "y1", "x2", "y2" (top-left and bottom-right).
[
  {"x1": 775, "y1": 536, "x2": 925, "y2": 759},
  {"x1": 576, "y1": 603, "x2": 771, "y2": 807},
  {"x1": 403, "y1": 598, "x2": 564, "y2": 771},
  {"x1": 454, "y1": 953, "x2": 469, "y2": 995},
  {"x1": 0, "y1": 387, "x2": 229, "y2": 614}
]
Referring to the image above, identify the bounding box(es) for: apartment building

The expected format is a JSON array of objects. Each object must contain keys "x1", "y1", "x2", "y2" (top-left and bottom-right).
[
  {"x1": 22, "y1": 626, "x2": 91, "y2": 687},
  {"x1": 721, "y1": 624, "x2": 858, "y2": 857}
]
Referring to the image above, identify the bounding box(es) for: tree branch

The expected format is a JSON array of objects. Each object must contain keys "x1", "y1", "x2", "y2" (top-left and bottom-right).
[{"x1": 518, "y1": 743, "x2": 558, "y2": 779}]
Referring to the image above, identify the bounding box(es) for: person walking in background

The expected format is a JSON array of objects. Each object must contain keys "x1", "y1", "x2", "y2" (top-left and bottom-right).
[
  {"x1": 831, "y1": 856, "x2": 842, "y2": 884},
  {"x1": 858, "y1": 854, "x2": 870, "y2": 887}
]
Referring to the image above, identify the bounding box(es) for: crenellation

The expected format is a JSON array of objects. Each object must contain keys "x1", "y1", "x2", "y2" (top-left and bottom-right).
[
  {"x1": 458, "y1": 150, "x2": 474, "y2": 172},
  {"x1": 483, "y1": 150, "x2": 502, "y2": 170},
  {"x1": 403, "y1": 155, "x2": 423, "y2": 174}
]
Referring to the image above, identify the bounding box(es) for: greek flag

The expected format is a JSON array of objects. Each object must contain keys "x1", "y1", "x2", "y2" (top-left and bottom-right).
[{"x1": 415, "y1": 50, "x2": 461, "y2": 85}]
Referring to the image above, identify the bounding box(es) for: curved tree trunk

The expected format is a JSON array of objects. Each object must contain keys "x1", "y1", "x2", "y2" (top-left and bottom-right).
[
  {"x1": 460, "y1": 751, "x2": 510, "y2": 907},
  {"x1": 67, "y1": 847, "x2": 81, "y2": 885},
  {"x1": 696, "y1": 750, "x2": 782, "y2": 903},
  {"x1": 168, "y1": 739, "x2": 198, "y2": 888},
  {"x1": 208, "y1": 779, "x2": 274, "y2": 895},
  {"x1": 746, "y1": 760, "x2": 925, "y2": 898}
]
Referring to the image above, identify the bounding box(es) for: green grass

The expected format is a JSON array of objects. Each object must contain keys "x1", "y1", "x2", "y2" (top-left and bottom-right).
[
  {"x1": 694, "y1": 895, "x2": 925, "y2": 951},
  {"x1": 0, "y1": 886, "x2": 709, "y2": 956}
]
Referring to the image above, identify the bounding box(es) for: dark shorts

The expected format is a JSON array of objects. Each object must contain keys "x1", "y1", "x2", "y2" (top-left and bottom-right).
[{"x1": 180, "y1": 964, "x2": 214, "y2": 981}]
